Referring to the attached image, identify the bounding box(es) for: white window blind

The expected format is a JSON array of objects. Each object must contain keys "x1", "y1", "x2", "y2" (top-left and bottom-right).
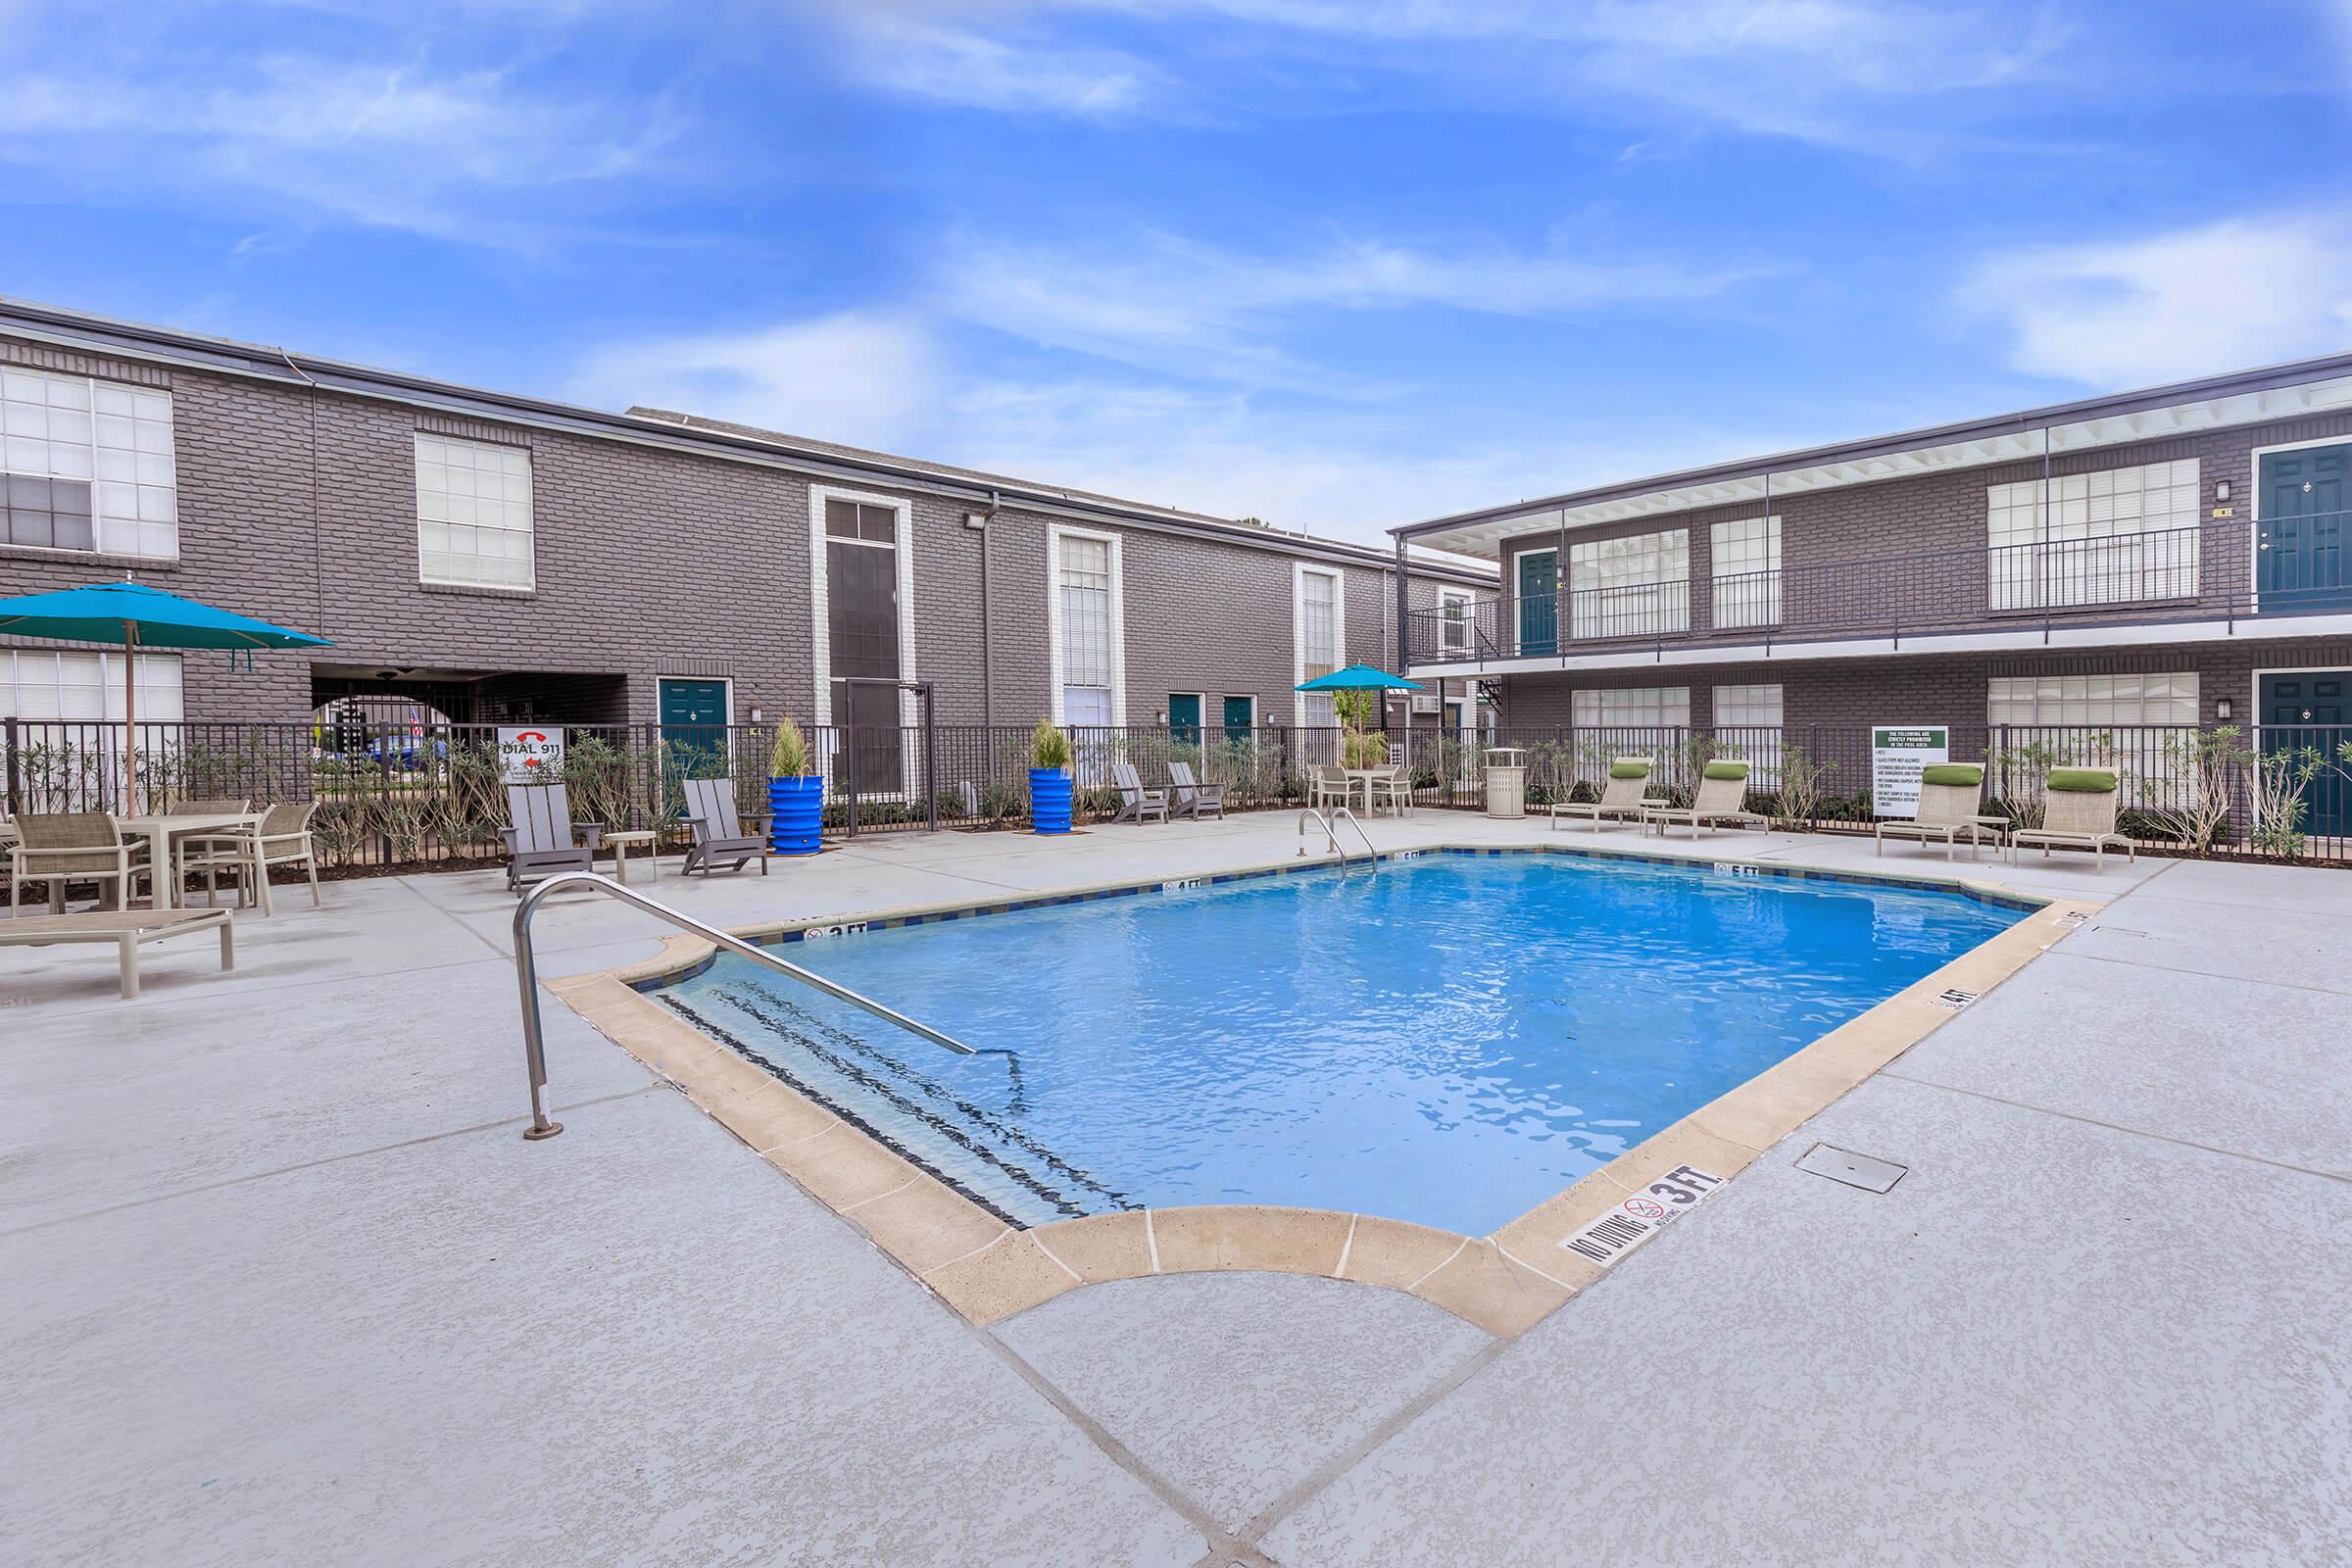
[
  {"x1": 1572, "y1": 686, "x2": 1690, "y2": 730},
  {"x1": 1298, "y1": 569, "x2": 1340, "y2": 678},
  {"x1": 1987, "y1": 672, "x2": 2198, "y2": 728},
  {"x1": 1986, "y1": 460, "x2": 2199, "y2": 610},
  {"x1": 1058, "y1": 533, "x2": 1114, "y2": 726},
  {"x1": 1709, "y1": 515, "x2": 1780, "y2": 628},
  {"x1": 1569, "y1": 530, "x2": 1688, "y2": 638},
  {"x1": 416, "y1": 434, "x2": 535, "y2": 588},
  {"x1": 1, "y1": 650, "x2": 184, "y2": 722},
  {"x1": 1, "y1": 368, "x2": 178, "y2": 559},
  {"x1": 1713, "y1": 682, "x2": 1784, "y2": 786},
  {"x1": 1441, "y1": 590, "x2": 1471, "y2": 652}
]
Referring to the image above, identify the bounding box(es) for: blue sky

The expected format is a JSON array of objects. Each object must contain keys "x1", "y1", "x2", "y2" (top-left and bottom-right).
[{"x1": 1, "y1": 0, "x2": 2347, "y2": 544}]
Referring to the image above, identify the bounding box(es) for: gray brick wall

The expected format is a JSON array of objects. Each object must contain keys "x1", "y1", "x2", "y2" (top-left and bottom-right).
[{"x1": 0, "y1": 333, "x2": 1490, "y2": 729}]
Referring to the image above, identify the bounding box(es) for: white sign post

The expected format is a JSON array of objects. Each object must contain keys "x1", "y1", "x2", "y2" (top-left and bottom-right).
[
  {"x1": 1871, "y1": 724, "x2": 1949, "y2": 820},
  {"x1": 497, "y1": 725, "x2": 565, "y2": 783}
]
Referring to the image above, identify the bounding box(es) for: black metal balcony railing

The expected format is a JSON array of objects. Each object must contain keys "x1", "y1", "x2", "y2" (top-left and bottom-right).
[{"x1": 1410, "y1": 514, "x2": 2352, "y2": 665}]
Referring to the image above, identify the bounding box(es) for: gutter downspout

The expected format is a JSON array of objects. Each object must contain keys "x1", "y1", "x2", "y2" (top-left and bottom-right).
[{"x1": 978, "y1": 491, "x2": 997, "y2": 724}]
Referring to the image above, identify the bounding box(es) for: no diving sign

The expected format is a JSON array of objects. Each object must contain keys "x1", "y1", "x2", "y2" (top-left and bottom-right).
[{"x1": 1560, "y1": 1165, "x2": 1726, "y2": 1268}]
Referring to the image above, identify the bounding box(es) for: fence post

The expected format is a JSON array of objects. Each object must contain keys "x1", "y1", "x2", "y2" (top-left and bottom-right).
[
  {"x1": 3, "y1": 715, "x2": 18, "y2": 819},
  {"x1": 922, "y1": 684, "x2": 938, "y2": 835}
]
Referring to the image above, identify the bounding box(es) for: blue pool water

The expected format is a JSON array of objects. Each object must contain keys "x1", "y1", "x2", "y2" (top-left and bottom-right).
[{"x1": 659, "y1": 853, "x2": 2025, "y2": 1235}]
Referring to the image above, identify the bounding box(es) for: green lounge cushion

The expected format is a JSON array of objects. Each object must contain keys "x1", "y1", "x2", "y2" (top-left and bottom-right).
[
  {"x1": 1608, "y1": 760, "x2": 1651, "y2": 779},
  {"x1": 2045, "y1": 767, "x2": 2118, "y2": 793},
  {"x1": 1702, "y1": 760, "x2": 1749, "y2": 781},
  {"x1": 1920, "y1": 763, "x2": 1984, "y2": 787}
]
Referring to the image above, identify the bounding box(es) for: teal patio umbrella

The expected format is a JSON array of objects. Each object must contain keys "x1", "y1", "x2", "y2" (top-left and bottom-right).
[
  {"x1": 0, "y1": 579, "x2": 331, "y2": 807},
  {"x1": 1293, "y1": 663, "x2": 1424, "y2": 693}
]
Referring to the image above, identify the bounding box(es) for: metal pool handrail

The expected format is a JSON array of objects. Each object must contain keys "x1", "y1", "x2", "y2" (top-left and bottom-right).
[
  {"x1": 511, "y1": 870, "x2": 974, "y2": 1142},
  {"x1": 1298, "y1": 805, "x2": 1376, "y2": 868}
]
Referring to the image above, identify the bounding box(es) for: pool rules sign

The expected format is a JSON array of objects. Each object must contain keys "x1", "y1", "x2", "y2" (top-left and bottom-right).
[{"x1": 1871, "y1": 724, "x2": 1949, "y2": 820}]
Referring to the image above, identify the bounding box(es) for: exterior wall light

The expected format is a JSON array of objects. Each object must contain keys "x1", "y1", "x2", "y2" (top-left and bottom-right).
[
  {"x1": 2214, "y1": 480, "x2": 2231, "y2": 504},
  {"x1": 2215, "y1": 698, "x2": 2232, "y2": 722}
]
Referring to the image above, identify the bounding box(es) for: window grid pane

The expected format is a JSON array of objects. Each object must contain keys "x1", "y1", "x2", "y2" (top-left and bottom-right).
[
  {"x1": 1986, "y1": 460, "x2": 2200, "y2": 610},
  {"x1": 416, "y1": 433, "x2": 535, "y2": 587},
  {"x1": 0, "y1": 368, "x2": 176, "y2": 558},
  {"x1": 1713, "y1": 681, "x2": 1784, "y2": 786},
  {"x1": 1057, "y1": 535, "x2": 1114, "y2": 699},
  {"x1": 1709, "y1": 514, "x2": 1781, "y2": 628},
  {"x1": 1569, "y1": 529, "x2": 1689, "y2": 638},
  {"x1": 1299, "y1": 570, "x2": 1339, "y2": 677}
]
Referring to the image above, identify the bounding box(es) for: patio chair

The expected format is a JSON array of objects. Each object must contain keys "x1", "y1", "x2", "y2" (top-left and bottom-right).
[
  {"x1": 1550, "y1": 758, "x2": 1664, "y2": 832},
  {"x1": 681, "y1": 778, "x2": 768, "y2": 877},
  {"x1": 1641, "y1": 760, "x2": 1770, "y2": 839},
  {"x1": 501, "y1": 783, "x2": 603, "y2": 893},
  {"x1": 1109, "y1": 760, "x2": 1169, "y2": 824},
  {"x1": 2010, "y1": 768, "x2": 2135, "y2": 869},
  {"x1": 1168, "y1": 760, "x2": 1225, "y2": 820},
  {"x1": 175, "y1": 801, "x2": 324, "y2": 913},
  {"x1": 1875, "y1": 764, "x2": 2001, "y2": 862},
  {"x1": 8, "y1": 811, "x2": 150, "y2": 916},
  {"x1": 1366, "y1": 765, "x2": 1412, "y2": 817},
  {"x1": 1309, "y1": 764, "x2": 1354, "y2": 813}
]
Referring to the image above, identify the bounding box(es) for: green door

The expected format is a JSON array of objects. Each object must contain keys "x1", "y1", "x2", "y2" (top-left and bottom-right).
[
  {"x1": 660, "y1": 678, "x2": 729, "y2": 778},
  {"x1": 1222, "y1": 696, "x2": 1254, "y2": 741},
  {"x1": 2260, "y1": 446, "x2": 2352, "y2": 612},
  {"x1": 2263, "y1": 672, "x2": 2348, "y2": 840},
  {"x1": 1517, "y1": 549, "x2": 1558, "y2": 657},
  {"x1": 1168, "y1": 694, "x2": 1201, "y2": 745}
]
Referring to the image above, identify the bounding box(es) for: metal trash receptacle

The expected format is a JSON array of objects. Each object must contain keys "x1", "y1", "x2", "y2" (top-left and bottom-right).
[{"x1": 1484, "y1": 747, "x2": 1527, "y2": 819}]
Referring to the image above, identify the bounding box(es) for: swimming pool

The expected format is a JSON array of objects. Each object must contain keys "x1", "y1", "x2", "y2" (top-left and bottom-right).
[{"x1": 655, "y1": 852, "x2": 2025, "y2": 1235}]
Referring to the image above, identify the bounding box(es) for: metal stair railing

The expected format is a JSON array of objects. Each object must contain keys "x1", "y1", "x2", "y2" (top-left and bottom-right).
[
  {"x1": 1297, "y1": 805, "x2": 1377, "y2": 868},
  {"x1": 512, "y1": 870, "x2": 973, "y2": 1141}
]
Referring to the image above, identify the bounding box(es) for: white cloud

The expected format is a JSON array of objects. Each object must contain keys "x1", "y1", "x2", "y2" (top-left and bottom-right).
[
  {"x1": 0, "y1": 43, "x2": 683, "y2": 246},
  {"x1": 1960, "y1": 213, "x2": 2352, "y2": 386},
  {"x1": 801, "y1": 0, "x2": 2074, "y2": 153},
  {"x1": 566, "y1": 312, "x2": 1774, "y2": 542},
  {"x1": 569, "y1": 313, "x2": 941, "y2": 447},
  {"x1": 935, "y1": 226, "x2": 1761, "y2": 391}
]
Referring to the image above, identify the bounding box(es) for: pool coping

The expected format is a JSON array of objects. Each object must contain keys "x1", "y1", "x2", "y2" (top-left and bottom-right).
[{"x1": 543, "y1": 842, "x2": 2101, "y2": 1339}]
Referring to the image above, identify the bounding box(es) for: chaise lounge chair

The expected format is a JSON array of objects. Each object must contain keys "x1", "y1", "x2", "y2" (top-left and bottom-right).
[
  {"x1": 1550, "y1": 757, "x2": 1666, "y2": 831},
  {"x1": 1110, "y1": 760, "x2": 1169, "y2": 824},
  {"x1": 1168, "y1": 760, "x2": 1225, "y2": 820},
  {"x1": 1640, "y1": 760, "x2": 1770, "y2": 839},
  {"x1": 2010, "y1": 767, "x2": 2135, "y2": 869},
  {"x1": 681, "y1": 778, "x2": 768, "y2": 876},
  {"x1": 1875, "y1": 763, "x2": 2003, "y2": 862},
  {"x1": 501, "y1": 783, "x2": 603, "y2": 893}
]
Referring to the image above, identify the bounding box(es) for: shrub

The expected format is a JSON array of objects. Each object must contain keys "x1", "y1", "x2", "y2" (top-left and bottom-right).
[
  {"x1": 1030, "y1": 717, "x2": 1072, "y2": 771},
  {"x1": 768, "y1": 718, "x2": 814, "y2": 778}
]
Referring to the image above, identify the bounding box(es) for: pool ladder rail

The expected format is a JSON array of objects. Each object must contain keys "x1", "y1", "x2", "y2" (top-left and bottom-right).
[
  {"x1": 1298, "y1": 805, "x2": 1378, "y2": 868},
  {"x1": 510, "y1": 870, "x2": 975, "y2": 1142}
]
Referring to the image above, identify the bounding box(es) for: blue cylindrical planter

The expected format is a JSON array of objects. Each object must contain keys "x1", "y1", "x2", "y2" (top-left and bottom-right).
[
  {"x1": 768, "y1": 775, "x2": 824, "y2": 856},
  {"x1": 1029, "y1": 766, "x2": 1073, "y2": 835}
]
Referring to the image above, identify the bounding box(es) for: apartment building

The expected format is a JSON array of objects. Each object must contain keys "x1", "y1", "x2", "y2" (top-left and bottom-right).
[
  {"x1": 0, "y1": 299, "x2": 1491, "y2": 759},
  {"x1": 1390, "y1": 353, "x2": 2352, "y2": 825}
]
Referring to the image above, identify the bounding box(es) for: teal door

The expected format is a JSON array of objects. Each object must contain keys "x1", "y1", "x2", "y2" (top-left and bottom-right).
[
  {"x1": 2263, "y1": 672, "x2": 2348, "y2": 839},
  {"x1": 660, "y1": 678, "x2": 729, "y2": 777},
  {"x1": 1168, "y1": 694, "x2": 1202, "y2": 745},
  {"x1": 2260, "y1": 447, "x2": 2351, "y2": 612},
  {"x1": 1222, "y1": 696, "x2": 1254, "y2": 741},
  {"x1": 1517, "y1": 550, "x2": 1558, "y2": 657}
]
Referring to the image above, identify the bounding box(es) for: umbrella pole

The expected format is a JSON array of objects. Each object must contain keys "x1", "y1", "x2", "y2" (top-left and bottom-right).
[{"x1": 122, "y1": 621, "x2": 137, "y2": 812}]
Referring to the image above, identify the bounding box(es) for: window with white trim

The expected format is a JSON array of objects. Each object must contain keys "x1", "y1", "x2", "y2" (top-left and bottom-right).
[
  {"x1": 416, "y1": 433, "x2": 534, "y2": 588},
  {"x1": 1, "y1": 368, "x2": 178, "y2": 559},
  {"x1": 1712, "y1": 682, "x2": 1783, "y2": 785},
  {"x1": 1571, "y1": 686, "x2": 1690, "y2": 731},
  {"x1": 1568, "y1": 529, "x2": 1688, "y2": 638},
  {"x1": 1056, "y1": 532, "x2": 1115, "y2": 728},
  {"x1": 1709, "y1": 515, "x2": 1780, "y2": 628},
  {"x1": 1986, "y1": 460, "x2": 2199, "y2": 611},
  {"x1": 1297, "y1": 567, "x2": 1342, "y2": 729},
  {"x1": 1440, "y1": 588, "x2": 1472, "y2": 653},
  {"x1": 2, "y1": 649, "x2": 184, "y2": 722},
  {"x1": 1987, "y1": 672, "x2": 2198, "y2": 728}
]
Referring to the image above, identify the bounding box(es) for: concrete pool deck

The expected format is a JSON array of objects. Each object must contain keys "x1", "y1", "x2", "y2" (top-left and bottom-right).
[{"x1": 4, "y1": 811, "x2": 2348, "y2": 1564}]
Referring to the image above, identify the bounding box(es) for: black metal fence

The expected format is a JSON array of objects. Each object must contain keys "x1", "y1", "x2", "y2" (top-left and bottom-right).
[{"x1": 6, "y1": 716, "x2": 2349, "y2": 869}]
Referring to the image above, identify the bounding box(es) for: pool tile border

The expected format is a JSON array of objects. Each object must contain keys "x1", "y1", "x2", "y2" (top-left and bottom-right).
[{"x1": 553, "y1": 844, "x2": 2098, "y2": 1340}]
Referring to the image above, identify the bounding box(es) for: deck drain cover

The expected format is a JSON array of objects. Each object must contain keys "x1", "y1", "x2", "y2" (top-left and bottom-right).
[{"x1": 1796, "y1": 1144, "x2": 1908, "y2": 1194}]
